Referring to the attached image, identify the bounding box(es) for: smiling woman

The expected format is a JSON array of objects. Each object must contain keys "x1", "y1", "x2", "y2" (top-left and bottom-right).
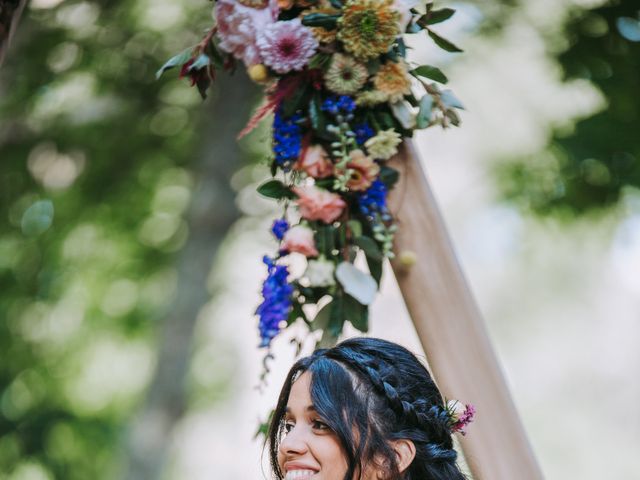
[{"x1": 267, "y1": 337, "x2": 470, "y2": 480}]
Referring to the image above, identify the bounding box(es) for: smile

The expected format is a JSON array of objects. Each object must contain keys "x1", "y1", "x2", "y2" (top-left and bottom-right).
[{"x1": 285, "y1": 469, "x2": 317, "y2": 480}]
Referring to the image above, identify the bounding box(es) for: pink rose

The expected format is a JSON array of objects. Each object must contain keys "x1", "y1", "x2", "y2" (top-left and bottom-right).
[
  {"x1": 293, "y1": 185, "x2": 346, "y2": 224},
  {"x1": 215, "y1": 0, "x2": 278, "y2": 66},
  {"x1": 281, "y1": 225, "x2": 319, "y2": 257},
  {"x1": 295, "y1": 144, "x2": 334, "y2": 178}
]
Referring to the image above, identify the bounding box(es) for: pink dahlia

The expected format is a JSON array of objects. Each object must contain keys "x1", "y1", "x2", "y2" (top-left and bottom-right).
[
  {"x1": 215, "y1": 0, "x2": 277, "y2": 66},
  {"x1": 256, "y1": 19, "x2": 318, "y2": 74}
]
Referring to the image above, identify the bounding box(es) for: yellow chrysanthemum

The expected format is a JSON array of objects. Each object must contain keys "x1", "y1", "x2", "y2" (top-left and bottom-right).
[
  {"x1": 364, "y1": 128, "x2": 402, "y2": 160},
  {"x1": 337, "y1": 0, "x2": 400, "y2": 61},
  {"x1": 373, "y1": 60, "x2": 411, "y2": 102},
  {"x1": 324, "y1": 53, "x2": 369, "y2": 94},
  {"x1": 356, "y1": 89, "x2": 388, "y2": 106}
]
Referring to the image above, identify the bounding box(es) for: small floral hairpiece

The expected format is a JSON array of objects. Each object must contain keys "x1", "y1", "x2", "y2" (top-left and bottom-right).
[{"x1": 446, "y1": 399, "x2": 476, "y2": 435}]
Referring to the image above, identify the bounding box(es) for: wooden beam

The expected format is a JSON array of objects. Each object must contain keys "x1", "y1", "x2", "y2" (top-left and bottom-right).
[
  {"x1": 0, "y1": 0, "x2": 27, "y2": 67},
  {"x1": 388, "y1": 140, "x2": 544, "y2": 480}
]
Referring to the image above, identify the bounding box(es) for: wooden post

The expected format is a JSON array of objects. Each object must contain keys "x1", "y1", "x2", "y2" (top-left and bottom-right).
[
  {"x1": 0, "y1": 0, "x2": 27, "y2": 67},
  {"x1": 388, "y1": 140, "x2": 544, "y2": 480}
]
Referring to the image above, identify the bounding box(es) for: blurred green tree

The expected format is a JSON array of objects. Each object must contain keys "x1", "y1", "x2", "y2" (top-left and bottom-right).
[
  {"x1": 0, "y1": 1, "x2": 258, "y2": 479},
  {"x1": 497, "y1": 0, "x2": 640, "y2": 215}
]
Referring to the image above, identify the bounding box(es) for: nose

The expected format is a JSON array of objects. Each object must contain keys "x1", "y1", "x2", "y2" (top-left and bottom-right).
[{"x1": 279, "y1": 424, "x2": 309, "y2": 456}]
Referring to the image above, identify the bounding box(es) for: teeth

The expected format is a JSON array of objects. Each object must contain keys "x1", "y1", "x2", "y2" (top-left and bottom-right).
[{"x1": 285, "y1": 470, "x2": 316, "y2": 480}]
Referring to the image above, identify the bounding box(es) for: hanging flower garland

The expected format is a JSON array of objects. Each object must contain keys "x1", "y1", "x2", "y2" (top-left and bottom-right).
[{"x1": 158, "y1": 0, "x2": 464, "y2": 355}]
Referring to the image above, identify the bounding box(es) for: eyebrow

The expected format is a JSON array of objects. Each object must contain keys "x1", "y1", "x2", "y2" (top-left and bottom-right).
[{"x1": 284, "y1": 405, "x2": 317, "y2": 413}]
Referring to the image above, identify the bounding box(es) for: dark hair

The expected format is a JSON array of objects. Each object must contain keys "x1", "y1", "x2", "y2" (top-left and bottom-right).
[{"x1": 267, "y1": 337, "x2": 467, "y2": 480}]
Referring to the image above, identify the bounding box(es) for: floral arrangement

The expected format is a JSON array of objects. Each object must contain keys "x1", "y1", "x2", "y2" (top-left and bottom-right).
[
  {"x1": 158, "y1": 0, "x2": 464, "y2": 356},
  {"x1": 446, "y1": 399, "x2": 476, "y2": 435}
]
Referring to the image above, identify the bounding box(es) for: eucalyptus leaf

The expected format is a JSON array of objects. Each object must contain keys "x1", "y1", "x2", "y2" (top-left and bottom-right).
[
  {"x1": 21, "y1": 200, "x2": 54, "y2": 236},
  {"x1": 412, "y1": 65, "x2": 448, "y2": 84},
  {"x1": 156, "y1": 47, "x2": 193, "y2": 79},
  {"x1": 335, "y1": 262, "x2": 378, "y2": 305},
  {"x1": 188, "y1": 53, "x2": 211, "y2": 72},
  {"x1": 379, "y1": 166, "x2": 400, "y2": 188},
  {"x1": 416, "y1": 95, "x2": 434, "y2": 128},
  {"x1": 440, "y1": 89, "x2": 465, "y2": 110}
]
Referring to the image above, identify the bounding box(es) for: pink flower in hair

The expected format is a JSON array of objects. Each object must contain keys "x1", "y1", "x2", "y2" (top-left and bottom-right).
[
  {"x1": 257, "y1": 19, "x2": 318, "y2": 74},
  {"x1": 447, "y1": 400, "x2": 476, "y2": 435},
  {"x1": 280, "y1": 225, "x2": 319, "y2": 257},
  {"x1": 215, "y1": 0, "x2": 278, "y2": 66},
  {"x1": 293, "y1": 185, "x2": 346, "y2": 224}
]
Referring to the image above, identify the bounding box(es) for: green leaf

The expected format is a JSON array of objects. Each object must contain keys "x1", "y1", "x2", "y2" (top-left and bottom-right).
[
  {"x1": 425, "y1": 8, "x2": 456, "y2": 25},
  {"x1": 416, "y1": 94, "x2": 434, "y2": 129},
  {"x1": 257, "y1": 180, "x2": 296, "y2": 199},
  {"x1": 309, "y1": 94, "x2": 326, "y2": 133},
  {"x1": 344, "y1": 294, "x2": 369, "y2": 332},
  {"x1": 412, "y1": 65, "x2": 448, "y2": 84},
  {"x1": 156, "y1": 47, "x2": 193, "y2": 79},
  {"x1": 308, "y1": 53, "x2": 331, "y2": 70},
  {"x1": 365, "y1": 255, "x2": 383, "y2": 286},
  {"x1": 353, "y1": 235, "x2": 383, "y2": 261},
  {"x1": 347, "y1": 219, "x2": 363, "y2": 238},
  {"x1": 310, "y1": 302, "x2": 332, "y2": 331},
  {"x1": 288, "y1": 301, "x2": 308, "y2": 326},
  {"x1": 427, "y1": 29, "x2": 463, "y2": 53},
  {"x1": 379, "y1": 166, "x2": 400, "y2": 188},
  {"x1": 302, "y1": 13, "x2": 341, "y2": 29},
  {"x1": 282, "y1": 83, "x2": 309, "y2": 117}
]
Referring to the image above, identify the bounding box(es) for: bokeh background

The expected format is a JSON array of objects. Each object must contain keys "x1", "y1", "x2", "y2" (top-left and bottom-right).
[{"x1": 1, "y1": 0, "x2": 639, "y2": 478}]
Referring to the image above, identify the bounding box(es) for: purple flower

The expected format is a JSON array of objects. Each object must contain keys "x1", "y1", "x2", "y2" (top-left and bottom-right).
[
  {"x1": 256, "y1": 256, "x2": 293, "y2": 347},
  {"x1": 271, "y1": 218, "x2": 289, "y2": 240},
  {"x1": 257, "y1": 19, "x2": 318, "y2": 74},
  {"x1": 353, "y1": 122, "x2": 375, "y2": 146}
]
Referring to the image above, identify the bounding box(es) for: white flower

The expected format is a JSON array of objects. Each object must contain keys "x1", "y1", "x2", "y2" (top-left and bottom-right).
[
  {"x1": 305, "y1": 257, "x2": 336, "y2": 287},
  {"x1": 335, "y1": 262, "x2": 378, "y2": 305}
]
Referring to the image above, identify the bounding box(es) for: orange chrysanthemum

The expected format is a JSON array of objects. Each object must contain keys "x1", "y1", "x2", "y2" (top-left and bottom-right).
[
  {"x1": 337, "y1": 0, "x2": 400, "y2": 61},
  {"x1": 373, "y1": 60, "x2": 411, "y2": 102}
]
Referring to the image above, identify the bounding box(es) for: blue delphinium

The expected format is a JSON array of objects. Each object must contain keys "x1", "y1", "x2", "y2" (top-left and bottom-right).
[
  {"x1": 271, "y1": 218, "x2": 289, "y2": 241},
  {"x1": 256, "y1": 256, "x2": 293, "y2": 347},
  {"x1": 321, "y1": 95, "x2": 356, "y2": 115},
  {"x1": 353, "y1": 122, "x2": 374, "y2": 146},
  {"x1": 273, "y1": 108, "x2": 303, "y2": 171},
  {"x1": 358, "y1": 179, "x2": 390, "y2": 221}
]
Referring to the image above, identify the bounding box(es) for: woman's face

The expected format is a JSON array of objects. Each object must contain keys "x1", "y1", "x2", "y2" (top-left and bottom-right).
[{"x1": 277, "y1": 371, "x2": 350, "y2": 480}]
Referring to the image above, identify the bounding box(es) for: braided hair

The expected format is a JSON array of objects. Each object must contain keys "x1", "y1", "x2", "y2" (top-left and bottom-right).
[{"x1": 267, "y1": 337, "x2": 467, "y2": 480}]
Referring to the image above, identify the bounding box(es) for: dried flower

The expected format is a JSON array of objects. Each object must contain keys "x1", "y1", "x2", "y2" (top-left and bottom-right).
[
  {"x1": 337, "y1": 0, "x2": 400, "y2": 61},
  {"x1": 281, "y1": 225, "x2": 319, "y2": 257},
  {"x1": 373, "y1": 60, "x2": 411, "y2": 102},
  {"x1": 293, "y1": 185, "x2": 346, "y2": 223},
  {"x1": 295, "y1": 144, "x2": 334, "y2": 178},
  {"x1": 364, "y1": 128, "x2": 402, "y2": 160},
  {"x1": 257, "y1": 19, "x2": 319, "y2": 74},
  {"x1": 447, "y1": 400, "x2": 476, "y2": 435},
  {"x1": 324, "y1": 53, "x2": 369, "y2": 95},
  {"x1": 347, "y1": 149, "x2": 380, "y2": 191},
  {"x1": 356, "y1": 89, "x2": 389, "y2": 107},
  {"x1": 247, "y1": 63, "x2": 270, "y2": 83},
  {"x1": 215, "y1": 0, "x2": 277, "y2": 66}
]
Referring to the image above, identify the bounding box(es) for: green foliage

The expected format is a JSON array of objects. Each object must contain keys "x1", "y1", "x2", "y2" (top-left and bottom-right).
[
  {"x1": 0, "y1": 1, "x2": 215, "y2": 478},
  {"x1": 497, "y1": 1, "x2": 640, "y2": 215}
]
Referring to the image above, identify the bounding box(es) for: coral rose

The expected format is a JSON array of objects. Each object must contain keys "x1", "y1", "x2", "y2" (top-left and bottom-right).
[
  {"x1": 295, "y1": 144, "x2": 334, "y2": 179},
  {"x1": 293, "y1": 185, "x2": 346, "y2": 223},
  {"x1": 346, "y1": 149, "x2": 380, "y2": 191},
  {"x1": 281, "y1": 225, "x2": 319, "y2": 257}
]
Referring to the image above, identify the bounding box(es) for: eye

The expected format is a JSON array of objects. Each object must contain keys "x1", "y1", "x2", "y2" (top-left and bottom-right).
[
  {"x1": 311, "y1": 419, "x2": 329, "y2": 431},
  {"x1": 283, "y1": 421, "x2": 295, "y2": 433}
]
